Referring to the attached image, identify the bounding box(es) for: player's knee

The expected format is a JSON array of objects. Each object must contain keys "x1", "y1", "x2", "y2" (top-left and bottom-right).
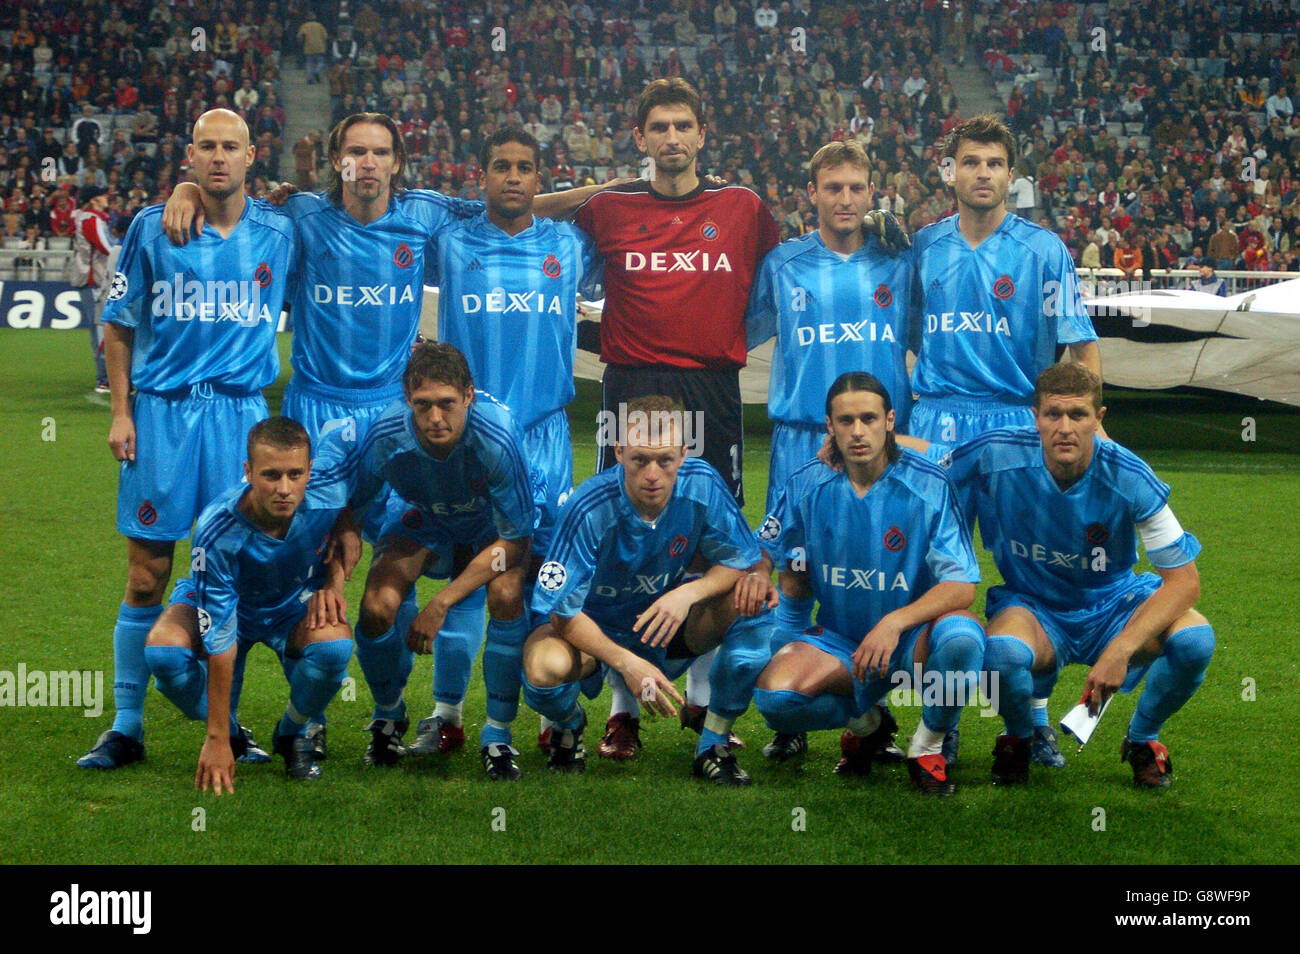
[
  {"x1": 753, "y1": 687, "x2": 809, "y2": 720},
  {"x1": 1164, "y1": 621, "x2": 1215, "y2": 673},
  {"x1": 124, "y1": 561, "x2": 170, "y2": 606},
  {"x1": 145, "y1": 617, "x2": 191, "y2": 649},
  {"x1": 930, "y1": 614, "x2": 986, "y2": 670},
  {"x1": 299, "y1": 638, "x2": 354, "y2": 683},
  {"x1": 522, "y1": 639, "x2": 568, "y2": 688},
  {"x1": 984, "y1": 634, "x2": 1035, "y2": 675},
  {"x1": 358, "y1": 589, "x2": 399, "y2": 639},
  {"x1": 486, "y1": 574, "x2": 524, "y2": 620}
]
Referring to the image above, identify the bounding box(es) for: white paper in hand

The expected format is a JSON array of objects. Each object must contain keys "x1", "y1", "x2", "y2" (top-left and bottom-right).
[{"x1": 1059, "y1": 694, "x2": 1113, "y2": 749}]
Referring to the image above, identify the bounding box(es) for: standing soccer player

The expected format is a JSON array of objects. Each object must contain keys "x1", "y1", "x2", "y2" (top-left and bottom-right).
[
  {"x1": 522, "y1": 395, "x2": 772, "y2": 785},
  {"x1": 335, "y1": 343, "x2": 539, "y2": 779},
  {"x1": 79, "y1": 109, "x2": 294, "y2": 769},
  {"x1": 751, "y1": 373, "x2": 984, "y2": 794},
  {"x1": 745, "y1": 141, "x2": 918, "y2": 761},
  {"x1": 909, "y1": 114, "x2": 1104, "y2": 765},
  {"x1": 572, "y1": 78, "x2": 779, "y2": 746},
  {"x1": 905, "y1": 365, "x2": 1213, "y2": 788},
  {"x1": 144, "y1": 418, "x2": 355, "y2": 787}
]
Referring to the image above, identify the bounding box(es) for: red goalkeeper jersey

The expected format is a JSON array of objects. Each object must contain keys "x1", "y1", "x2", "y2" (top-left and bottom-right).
[{"x1": 574, "y1": 180, "x2": 779, "y2": 369}]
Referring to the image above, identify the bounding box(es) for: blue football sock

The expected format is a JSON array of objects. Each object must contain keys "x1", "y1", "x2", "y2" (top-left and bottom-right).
[
  {"x1": 984, "y1": 634, "x2": 1035, "y2": 738},
  {"x1": 753, "y1": 688, "x2": 856, "y2": 734},
  {"x1": 706, "y1": 611, "x2": 772, "y2": 719},
  {"x1": 483, "y1": 613, "x2": 528, "y2": 740},
  {"x1": 697, "y1": 728, "x2": 729, "y2": 755},
  {"x1": 920, "y1": 615, "x2": 985, "y2": 734},
  {"x1": 357, "y1": 603, "x2": 414, "y2": 723},
  {"x1": 772, "y1": 592, "x2": 814, "y2": 653},
  {"x1": 433, "y1": 587, "x2": 486, "y2": 704},
  {"x1": 282, "y1": 639, "x2": 353, "y2": 737},
  {"x1": 110, "y1": 602, "x2": 162, "y2": 739},
  {"x1": 1128, "y1": 623, "x2": 1214, "y2": 742},
  {"x1": 522, "y1": 675, "x2": 582, "y2": 729},
  {"x1": 1030, "y1": 698, "x2": 1050, "y2": 728},
  {"x1": 144, "y1": 645, "x2": 207, "y2": 722}
]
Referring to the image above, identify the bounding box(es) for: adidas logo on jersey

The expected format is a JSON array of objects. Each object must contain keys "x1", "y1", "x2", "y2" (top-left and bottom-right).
[
  {"x1": 624, "y1": 250, "x2": 733, "y2": 272},
  {"x1": 819, "y1": 564, "x2": 910, "y2": 591},
  {"x1": 467, "y1": 258, "x2": 484, "y2": 270},
  {"x1": 926, "y1": 311, "x2": 1013, "y2": 336}
]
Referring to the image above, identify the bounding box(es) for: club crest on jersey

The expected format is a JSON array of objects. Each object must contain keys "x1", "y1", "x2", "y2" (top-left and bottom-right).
[
  {"x1": 538, "y1": 560, "x2": 567, "y2": 591},
  {"x1": 699, "y1": 221, "x2": 719, "y2": 241},
  {"x1": 401, "y1": 508, "x2": 423, "y2": 529},
  {"x1": 758, "y1": 514, "x2": 781, "y2": 543},
  {"x1": 469, "y1": 476, "x2": 488, "y2": 494},
  {"x1": 393, "y1": 243, "x2": 413, "y2": 268},
  {"x1": 883, "y1": 525, "x2": 907, "y2": 551},
  {"x1": 254, "y1": 262, "x2": 273, "y2": 288},
  {"x1": 873, "y1": 284, "x2": 893, "y2": 307},
  {"x1": 108, "y1": 271, "x2": 128, "y2": 301},
  {"x1": 993, "y1": 275, "x2": 1015, "y2": 299},
  {"x1": 137, "y1": 501, "x2": 158, "y2": 526},
  {"x1": 669, "y1": 534, "x2": 688, "y2": 557},
  {"x1": 542, "y1": 254, "x2": 562, "y2": 278},
  {"x1": 1085, "y1": 522, "x2": 1110, "y2": 546}
]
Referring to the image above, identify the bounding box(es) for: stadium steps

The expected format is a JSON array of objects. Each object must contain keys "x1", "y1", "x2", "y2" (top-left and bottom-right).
[
  {"x1": 947, "y1": 60, "x2": 1004, "y2": 120},
  {"x1": 278, "y1": 64, "x2": 330, "y2": 181}
]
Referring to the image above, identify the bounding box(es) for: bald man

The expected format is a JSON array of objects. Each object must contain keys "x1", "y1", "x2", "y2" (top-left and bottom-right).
[{"x1": 80, "y1": 109, "x2": 297, "y2": 769}]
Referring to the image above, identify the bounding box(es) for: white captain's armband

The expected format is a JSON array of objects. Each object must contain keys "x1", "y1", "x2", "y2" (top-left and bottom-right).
[{"x1": 1137, "y1": 505, "x2": 1201, "y2": 568}]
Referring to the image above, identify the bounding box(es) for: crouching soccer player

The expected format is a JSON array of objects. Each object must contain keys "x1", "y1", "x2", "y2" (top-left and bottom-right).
[
  {"x1": 522, "y1": 395, "x2": 772, "y2": 785},
  {"x1": 904, "y1": 364, "x2": 1212, "y2": 788},
  {"x1": 750, "y1": 372, "x2": 985, "y2": 795},
  {"x1": 143, "y1": 418, "x2": 355, "y2": 787},
  {"x1": 336, "y1": 343, "x2": 539, "y2": 780}
]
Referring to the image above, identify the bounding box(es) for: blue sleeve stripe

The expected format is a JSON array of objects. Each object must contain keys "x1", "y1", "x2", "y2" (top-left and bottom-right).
[
  {"x1": 191, "y1": 510, "x2": 238, "y2": 554},
  {"x1": 472, "y1": 413, "x2": 533, "y2": 517},
  {"x1": 546, "y1": 483, "x2": 619, "y2": 564}
]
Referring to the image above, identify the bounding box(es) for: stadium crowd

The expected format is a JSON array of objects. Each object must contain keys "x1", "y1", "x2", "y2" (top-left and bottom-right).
[{"x1": 1, "y1": 0, "x2": 1299, "y2": 274}]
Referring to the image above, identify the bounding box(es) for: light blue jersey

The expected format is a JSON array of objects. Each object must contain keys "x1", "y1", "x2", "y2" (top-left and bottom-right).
[
  {"x1": 746, "y1": 231, "x2": 915, "y2": 431},
  {"x1": 758, "y1": 452, "x2": 980, "y2": 641},
  {"x1": 103, "y1": 199, "x2": 294, "y2": 394},
  {"x1": 909, "y1": 213, "x2": 1096, "y2": 404},
  {"x1": 282, "y1": 189, "x2": 481, "y2": 401},
  {"x1": 934, "y1": 427, "x2": 1202, "y2": 611},
  {"x1": 532, "y1": 458, "x2": 760, "y2": 634},
  {"x1": 431, "y1": 213, "x2": 597, "y2": 429},
  {"x1": 176, "y1": 456, "x2": 352, "y2": 656},
  {"x1": 320, "y1": 391, "x2": 536, "y2": 546}
]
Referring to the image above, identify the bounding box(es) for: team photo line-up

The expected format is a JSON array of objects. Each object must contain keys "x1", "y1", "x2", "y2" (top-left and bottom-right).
[{"x1": 77, "y1": 76, "x2": 1211, "y2": 795}]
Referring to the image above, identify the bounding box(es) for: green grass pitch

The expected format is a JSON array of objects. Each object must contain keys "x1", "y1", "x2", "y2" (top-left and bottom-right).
[{"x1": 1, "y1": 329, "x2": 1297, "y2": 864}]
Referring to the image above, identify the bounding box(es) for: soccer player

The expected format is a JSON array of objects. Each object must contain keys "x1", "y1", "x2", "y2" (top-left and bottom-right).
[
  {"x1": 905, "y1": 364, "x2": 1213, "y2": 788},
  {"x1": 750, "y1": 373, "x2": 984, "y2": 794},
  {"x1": 745, "y1": 140, "x2": 918, "y2": 762},
  {"x1": 909, "y1": 114, "x2": 1102, "y2": 446},
  {"x1": 78, "y1": 108, "x2": 294, "y2": 770},
  {"x1": 162, "y1": 113, "x2": 608, "y2": 758},
  {"x1": 143, "y1": 418, "x2": 355, "y2": 787},
  {"x1": 522, "y1": 395, "x2": 772, "y2": 785},
  {"x1": 334, "y1": 343, "x2": 539, "y2": 780},
  {"x1": 909, "y1": 114, "x2": 1104, "y2": 765}
]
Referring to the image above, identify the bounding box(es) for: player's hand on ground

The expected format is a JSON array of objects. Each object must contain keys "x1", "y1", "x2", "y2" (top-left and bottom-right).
[
  {"x1": 406, "y1": 599, "x2": 449, "y2": 654},
  {"x1": 196, "y1": 737, "x2": 235, "y2": 795},
  {"x1": 306, "y1": 587, "x2": 347, "y2": 629},
  {"x1": 1083, "y1": 649, "x2": 1128, "y2": 714},
  {"x1": 618, "y1": 654, "x2": 683, "y2": 718},
  {"x1": 266, "y1": 181, "x2": 299, "y2": 205},
  {"x1": 863, "y1": 209, "x2": 911, "y2": 253},
  {"x1": 852, "y1": 619, "x2": 903, "y2": 681},
  {"x1": 162, "y1": 185, "x2": 204, "y2": 245},
  {"x1": 633, "y1": 587, "x2": 695, "y2": 648},
  {"x1": 733, "y1": 571, "x2": 778, "y2": 616},
  {"x1": 108, "y1": 414, "x2": 136, "y2": 462}
]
